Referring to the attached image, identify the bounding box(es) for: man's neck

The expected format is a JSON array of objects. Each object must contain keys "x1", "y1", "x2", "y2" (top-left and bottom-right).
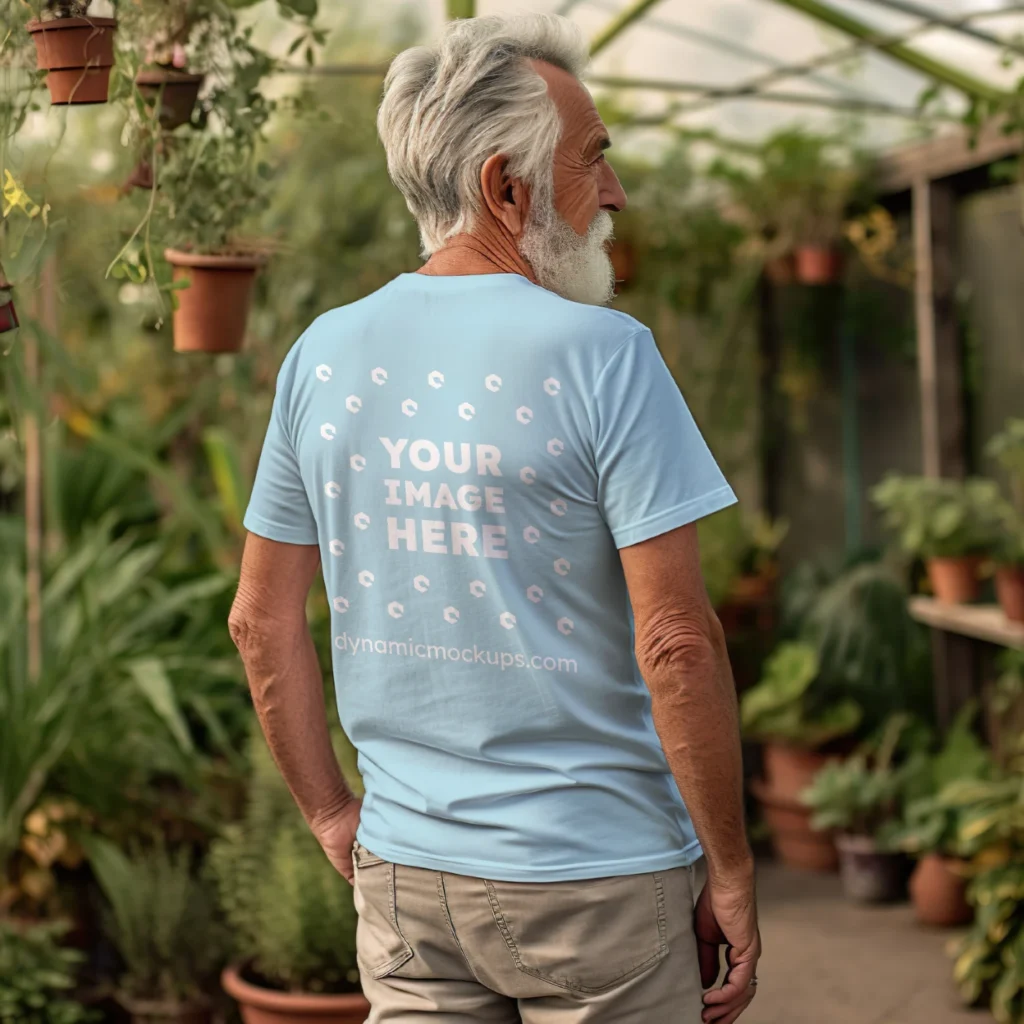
[{"x1": 418, "y1": 231, "x2": 536, "y2": 282}]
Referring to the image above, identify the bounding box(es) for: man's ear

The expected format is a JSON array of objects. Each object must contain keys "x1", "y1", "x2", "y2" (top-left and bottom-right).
[{"x1": 480, "y1": 153, "x2": 530, "y2": 238}]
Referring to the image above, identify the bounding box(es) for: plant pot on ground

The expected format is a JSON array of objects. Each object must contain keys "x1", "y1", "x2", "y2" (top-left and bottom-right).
[
  {"x1": 802, "y1": 714, "x2": 925, "y2": 903},
  {"x1": 84, "y1": 839, "x2": 224, "y2": 1024},
  {"x1": 872, "y1": 475, "x2": 1006, "y2": 605},
  {"x1": 210, "y1": 735, "x2": 364, "y2": 1024},
  {"x1": 741, "y1": 642, "x2": 861, "y2": 870},
  {"x1": 27, "y1": 1, "x2": 117, "y2": 106},
  {"x1": 883, "y1": 704, "x2": 992, "y2": 927}
]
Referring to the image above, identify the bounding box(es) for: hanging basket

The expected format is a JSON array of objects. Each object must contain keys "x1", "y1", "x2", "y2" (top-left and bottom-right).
[
  {"x1": 27, "y1": 17, "x2": 117, "y2": 106},
  {"x1": 165, "y1": 249, "x2": 267, "y2": 354},
  {"x1": 135, "y1": 68, "x2": 205, "y2": 130},
  {"x1": 794, "y1": 245, "x2": 845, "y2": 286}
]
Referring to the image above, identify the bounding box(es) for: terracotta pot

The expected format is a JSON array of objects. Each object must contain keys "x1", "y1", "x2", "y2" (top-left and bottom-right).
[
  {"x1": 764, "y1": 253, "x2": 796, "y2": 286},
  {"x1": 927, "y1": 556, "x2": 982, "y2": 605},
  {"x1": 751, "y1": 780, "x2": 838, "y2": 873},
  {"x1": 909, "y1": 854, "x2": 972, "y2": 928},
  {"x1": 27, "y1": 17, "x2": 117, "y2": 105},
  {"x1": 164, "y1": 249, "x2": 266, "y2": 354},
  {"x1": 222, "y1": 965, "x2": 369, "y2": 1024},
  {"x1": 762, "y1": 744, "x2": 831, "y2": 802},
  {"x1": 0, "y1": 296, "x2": 18, "y2": 334},
  {"x1": 995, "y1": 564, "x2": 1024, "y2": 624},
  {"x1": 794, "y1": 245, "x2": 844, "y2": 286},
  {"x1": 835, "y1": 834, "x2": 909, "y2": 904},
  {"x1": 136, "y1": 68, "x2": 204, "y2": 130},
  {"x1": 118, "y1": 994, "x2": 212, "y2": 1024}
]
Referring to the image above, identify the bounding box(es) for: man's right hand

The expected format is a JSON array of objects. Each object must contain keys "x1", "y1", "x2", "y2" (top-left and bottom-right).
[{"x1": 695, "y1": 875, "x2": 761, "y2": 1024}]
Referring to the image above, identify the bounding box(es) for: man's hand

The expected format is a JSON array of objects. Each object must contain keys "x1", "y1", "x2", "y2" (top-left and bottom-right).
[
  {"x1": 312, "y1": 798, "x2": 362, "y2": 885},
  {"x1": 695, "y1": 875, "x2": 761, "y2": 1024}
]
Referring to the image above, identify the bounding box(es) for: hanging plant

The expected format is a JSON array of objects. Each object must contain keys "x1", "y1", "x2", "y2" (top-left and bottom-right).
[
  {"x1": 0, "y1": 267, "x2": 18, "y2": 334},
  {"x1": 26, "y1": 0, "x2": 118, "y2": 106}
]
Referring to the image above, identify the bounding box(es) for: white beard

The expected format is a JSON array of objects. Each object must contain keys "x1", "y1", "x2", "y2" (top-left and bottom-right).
[{"x1": 519, "y1": 201, "x2": 616, "y2": 307}]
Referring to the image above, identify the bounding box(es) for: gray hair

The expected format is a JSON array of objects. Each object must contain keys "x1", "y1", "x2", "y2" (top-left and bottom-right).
[{"x1": 377, "y1": 15, "x2": 590, "y2": 255}]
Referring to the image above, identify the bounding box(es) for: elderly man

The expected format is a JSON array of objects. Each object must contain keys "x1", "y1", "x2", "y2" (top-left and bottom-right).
[{"x1": 231, "y1": 13, "x2": 759, "y2": 1024}]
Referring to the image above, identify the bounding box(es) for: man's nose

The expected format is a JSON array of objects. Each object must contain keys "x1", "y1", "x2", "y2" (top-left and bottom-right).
[{"x1": 600, "y1": 163, "x2": 627, "y2": 213}]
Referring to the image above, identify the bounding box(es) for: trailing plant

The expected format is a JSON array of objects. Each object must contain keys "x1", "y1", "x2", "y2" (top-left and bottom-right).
[
  {"x1": 802, "y1": 714, "x2": 924, "y2": 839},
  {"x1": 208, "y1": 733, "x2": 359, "y2": 995},
  {"x1": 987, "y1": 417, "x2": 1024, "y2": 512},
  {"x1": 0, "y1": 920, "x2": 98, "y2": 1024},
  {"x1": 86, "y1": 838, "x2": 225, "y2": 1009},
  {"x1": 740, "y1": 641, "x2": 861, "y2": 749},
  {"x1": 872, "y1": 475, "x2": 1006, "y2": 559}
]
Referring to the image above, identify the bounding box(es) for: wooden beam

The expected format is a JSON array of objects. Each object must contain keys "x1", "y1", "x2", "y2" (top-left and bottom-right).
[
  {"x1": 876, "y1": 119, "x2": 1021, "y2": 193},
  {"x1": 912, "y1": 176, "x2": 966, "y2": 480},
  {"x1": 910, "y1": 597, "x2": 1024, "y2": 650},
  {"x1": 590, "y1": 0, "x2": 666, "y2": 56}
]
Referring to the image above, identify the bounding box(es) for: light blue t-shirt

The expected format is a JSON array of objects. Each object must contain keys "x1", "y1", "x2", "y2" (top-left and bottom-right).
[{"x1": 244, "y1": 273, "x2": 736, "y2": 881}]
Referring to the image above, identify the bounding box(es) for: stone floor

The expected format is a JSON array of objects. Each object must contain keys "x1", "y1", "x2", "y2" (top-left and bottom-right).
[{"x1": 750, "y1": 863, "x2": 983, "y2": 1024}]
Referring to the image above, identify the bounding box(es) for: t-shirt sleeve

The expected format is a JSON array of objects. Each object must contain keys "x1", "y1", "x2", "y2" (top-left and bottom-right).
[
  {"x1": 592, "y1": 328, "x2": 737, "y2": 549},
  {"x1": 243, "y1": 348, "x2": 319, "y2": 546}
]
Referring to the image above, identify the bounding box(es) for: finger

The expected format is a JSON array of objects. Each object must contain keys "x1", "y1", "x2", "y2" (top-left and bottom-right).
[
  {"x1": 703, "y1": 954, "x2": 757, "y2": 1005},
  {"x1": 702, "y1": 989, "x2": 755, "y2": 1024},
  {"x1": 703, "y1": 996, "x2": 755, "y2": 1024},
  {"x1": 697, "y1": 938, "x2": 720, "y2": 989}
]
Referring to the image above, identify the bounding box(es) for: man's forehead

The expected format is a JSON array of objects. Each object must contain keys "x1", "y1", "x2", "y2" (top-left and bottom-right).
[{"x1": 529, "y1": 59, "x2": 607, "y2": 144}]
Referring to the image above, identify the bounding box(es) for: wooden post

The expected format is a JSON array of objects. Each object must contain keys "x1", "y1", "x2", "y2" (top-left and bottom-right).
[
  {"x1": 757, "y1": 273, "x2": 782, "y2": 521},
  {"x1": 912, "y1": 176, "x2": 966, "y2": 479},
  {"x1": 912, "y1": 175, "x2": 973, "y2": 730}
]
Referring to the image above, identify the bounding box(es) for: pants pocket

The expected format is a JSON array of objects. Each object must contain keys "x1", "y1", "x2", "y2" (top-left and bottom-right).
[
  {"x1": 484, "y1": 872, "x2": 670, "y2": 994},
  {"x1": 353, "y1": 843, "x2": 414, "y2": 980}
]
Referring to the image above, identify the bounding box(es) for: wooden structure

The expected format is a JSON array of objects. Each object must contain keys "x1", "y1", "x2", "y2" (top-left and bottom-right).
[{"x1": 877, "y1": 122, "x2": 1022, "y2": 730}]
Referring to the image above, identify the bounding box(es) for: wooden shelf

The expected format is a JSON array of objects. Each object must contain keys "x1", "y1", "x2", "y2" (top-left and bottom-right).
[{"x1": 909, "y1": 597, "x2": 1024, "y2": 650}]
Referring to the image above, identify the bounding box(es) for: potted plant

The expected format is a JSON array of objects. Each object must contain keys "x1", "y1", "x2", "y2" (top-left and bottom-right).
[
  {"x1": 872, "y1": 475, "x2": 1006, "y2": 604},
  {"x1": 0, "y1": 919, "x2": 99, "y2": 1024},
  {"x1": 111, "y1": 29, "x2": 277, "y2": 353},
  {"x1": 742, "y1": 642, "x2": 862, "y2": 871},
  {"x1": 26, "y1": 0, "x2": 118, "y2": 106},
  {"x1": 802, "y1": 715, "x2": 920, "y2": 903},
  {"x1": 85, "y1": 838, "x2": 224, "y2": 1024},
  {"x1": 210, "y1": 736, "x2": 366, "y2": 1023},
  {"x1": 987, "y1": 419, "x2": 1024, "y2": 623},
  {"x1": 885, "y1": 706, "x2": 993, "y2": 927}
]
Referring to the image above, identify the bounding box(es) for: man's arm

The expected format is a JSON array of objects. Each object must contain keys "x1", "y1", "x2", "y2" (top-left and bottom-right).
[
  {"x1": 228, "y1": 533, "x2": 361, "y2": 882},
  {"x1": 620, "y1": 522, "x2": 759, "y2": 1024}
]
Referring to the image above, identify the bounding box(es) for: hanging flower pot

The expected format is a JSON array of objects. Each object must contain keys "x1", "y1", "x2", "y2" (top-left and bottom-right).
[
  {"x1": 27, "y1": 16, "x2": 117, "y2": 106},
  {"x1": 0, "y1": 278, "x2": 18, "y2": 334},
  {"x1": 926, "y1": 556, "x2": 982, "y2": 605},
  {"x1": 135, "y1": 68, "x2": 205, "y2": 130},
  {"x1": 164, "y1": 249, "x2": 267, "y2": 354},
  {"x1": 995, "y1": 564, "x2": 1024, "y2": 624},
  {"x1": 794, "y1": 245, "x2": 845, "y2": 286}
]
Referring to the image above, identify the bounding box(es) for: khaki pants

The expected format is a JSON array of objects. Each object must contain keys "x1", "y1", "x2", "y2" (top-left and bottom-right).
[{"x1": 353, "y1": 842, "x2": 705, "y2": 1023}]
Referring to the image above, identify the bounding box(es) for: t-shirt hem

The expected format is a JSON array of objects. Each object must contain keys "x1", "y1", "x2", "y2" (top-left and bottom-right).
[
  {"x1": 353, "y1": 833, "x2": 704, "y2": 882},
  {"x1": 612, "y1": 486, "x2": 738, "y2": 549},
  {"x1": 243, "y1": 511, "x2": 318, "y2": 546}
]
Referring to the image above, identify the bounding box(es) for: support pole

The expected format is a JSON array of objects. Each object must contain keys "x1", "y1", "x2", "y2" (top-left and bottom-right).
[
  {"x1": 839, "y1": 311, "x2": 862, "y2": 555},
  {"x1": 590, "y1": 0, "x2": 666, "y2": 57}
]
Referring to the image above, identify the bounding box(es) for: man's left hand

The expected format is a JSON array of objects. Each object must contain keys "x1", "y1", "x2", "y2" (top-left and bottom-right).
[{"x1": 312, "y1": 798, "x2": 363, "y2": 885}]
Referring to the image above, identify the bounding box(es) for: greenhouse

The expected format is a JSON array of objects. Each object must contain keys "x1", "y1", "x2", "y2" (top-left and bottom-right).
[{"x1": 2, "y1": 1, "x2": 1024, "y2": 1022}]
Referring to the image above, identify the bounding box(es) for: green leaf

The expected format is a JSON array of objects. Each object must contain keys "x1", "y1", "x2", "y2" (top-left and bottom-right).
[{"x1": 128, "y1": 658, "x2": 194, "y2": 753}]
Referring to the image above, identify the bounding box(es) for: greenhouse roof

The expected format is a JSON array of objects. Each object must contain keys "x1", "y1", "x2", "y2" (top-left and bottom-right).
[{"x1": 400, "y1": 0, "x2": 1024, "y2": 150}]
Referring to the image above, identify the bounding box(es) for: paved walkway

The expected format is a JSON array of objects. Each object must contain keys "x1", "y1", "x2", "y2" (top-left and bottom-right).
[{"x1": 751, "y1": 863, "x2": 984, "y2": 1024}]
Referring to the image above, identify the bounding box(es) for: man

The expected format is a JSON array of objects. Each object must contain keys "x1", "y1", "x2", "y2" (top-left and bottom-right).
[{"x1": 230, "y1": 13, "x2": 760, "y2": 1024}]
